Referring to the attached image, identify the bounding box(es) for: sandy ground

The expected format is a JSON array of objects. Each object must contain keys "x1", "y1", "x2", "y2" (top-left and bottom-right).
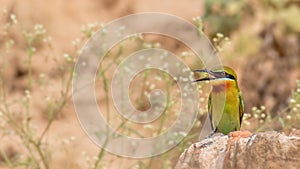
[{"x1": 0, "y1": 0, "x2": 208, "y2": 168}]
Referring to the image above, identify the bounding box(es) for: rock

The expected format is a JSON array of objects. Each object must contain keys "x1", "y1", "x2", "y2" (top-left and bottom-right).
[{"x1": 175, "y1": 131, "x2": 300, "y2": 169}]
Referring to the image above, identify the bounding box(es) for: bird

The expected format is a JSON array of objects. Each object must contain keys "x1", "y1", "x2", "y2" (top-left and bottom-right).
[{"x1": 193, "y1": 66, "x2": 244, "y2": 135}]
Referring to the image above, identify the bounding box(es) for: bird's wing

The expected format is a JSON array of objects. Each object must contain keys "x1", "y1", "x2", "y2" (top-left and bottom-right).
[
  {"x1": 239, "y1": 92, "x2": 245, "y2": 126},
  {"x1": 208, "y1": 92, "x2": 215, "y2": 131}
]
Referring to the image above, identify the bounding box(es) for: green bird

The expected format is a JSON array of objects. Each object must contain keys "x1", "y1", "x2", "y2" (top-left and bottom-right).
[{"x1": 193, "y1": 66, "x2": 244, "y2": 135}]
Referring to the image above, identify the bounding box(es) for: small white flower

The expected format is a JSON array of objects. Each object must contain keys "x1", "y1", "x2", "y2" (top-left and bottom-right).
[
  {"x1": 139, "y1": 55, "x2": 145, "y2": 60},
  {"x1": 34, "y1": 24, "x2": 42, "y2": 30},
  {"x1": 70, "y1": 136, "x2": 76, "y2": 141},
  {"x1": 179, "y1": 131, "x2": 187, "y2": 136},
  {"x1": 144, "y1": 91, "x2": 149, "y2": 97},
  {"x1": 63, "y1": 139, "x2": 70, "y2": 145},
  {"x1": 153, "y1": 42, "x2": 161, "y2": 48},
  {"x1": 10, "y1": 14, "x2": 18, "y2": 24},
  {"x1": 143, "y1": 43, "x2": 152, "y2": 48},
  {"x1": 149, "y1": 84, "x2": 155, "y2": 90},
  {"x1": 181, "y1": 51, "x2": 188, "y2": 57},
  {"x1": 244, "y1": 121, "x2": 251, "y2": 126},
  {"x1": 2, "y1": 8, "x2": 7, "y2": 14},
  {"x1": 163, "y1": 63, "x2": 169, "y2": 68},
  {"x1": 72, "y1": 38, "x2": 80, "y2": 46},
  {"x1": 124, "y1": 66, "x2": 131, "y2": 73},
  {"x1": 43, "y1": 36, "x2": 52, "y2": 43},
  {"x1": 216, "y1": 33, "x2": 224, "y2": 38},
  {"x1": 154, "y1": 76, "x2": 162, "y2": 81},
  {"x1": 200, "y1": 98, "x2": 205, "y2": 102},
  {"x1": 182, "y1": 68, "x2": 189, "y2": 72},
  {"x1": 25, "y1": 90, "x2": 30, "y2": 95},
  {"x1": 31, "y1": 47, "x2": 36, "y2": 52},
  {"x1": 143, "y1": 124, "x2": 154, "y2": 129},
  {"x1": 81, "y1": 151, "x2": 87, "y2": 156},
  {"x1": 168, "y1": 140, "x2": 174, "y2": 145},
  {"x1": 39, "y1": 74, "x2": 45, "y2": 78},
  {"x1": 290, "y1": 99, "x2": 296, "y2": 103},
  {"x1": 81, "y1": 61, "x2": 87, "y2": 67},
  {"x1": 63, "y1": 53, "x2": 73, "y2": 62},
  {"x1": 119, "y1": 25, "x2": 125, "y2": 31},
  {"x1": 182, "y1": 77, "x2": 189, "y2": 82}
]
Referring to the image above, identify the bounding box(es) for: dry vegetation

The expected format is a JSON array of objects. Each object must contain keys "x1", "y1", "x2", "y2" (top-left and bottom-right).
[{"x1": 0, "y1": 0, "x2": 299, "y2": 169}]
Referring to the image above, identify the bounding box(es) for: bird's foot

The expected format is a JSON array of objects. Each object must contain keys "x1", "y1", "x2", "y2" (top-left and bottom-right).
[
  {"x1": 206, "y1": 131, "x2": 225, "y2": 138},
  {"x1": 228, "y1": 130, "x2": 252, "y2": 142}
]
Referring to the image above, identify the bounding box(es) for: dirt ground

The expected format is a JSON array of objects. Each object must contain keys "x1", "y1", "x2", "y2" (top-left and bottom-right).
[{"x1": 0, "y1": 0, "x2": 207, "y2": 169}]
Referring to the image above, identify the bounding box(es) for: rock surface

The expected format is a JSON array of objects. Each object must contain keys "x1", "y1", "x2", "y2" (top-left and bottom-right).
[{"x1": 175, "y1": 130, "x2": 300, "y2": 169}]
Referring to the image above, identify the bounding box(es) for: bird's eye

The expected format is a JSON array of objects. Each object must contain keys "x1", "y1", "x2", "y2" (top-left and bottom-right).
[{"x1": 225, "y1": 73, "x2": 235, "y2": 80}]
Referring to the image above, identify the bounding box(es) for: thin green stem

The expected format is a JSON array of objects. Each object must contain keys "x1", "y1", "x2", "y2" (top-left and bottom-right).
[
  {"x1": 0, "y1": 148, "x2": 13, "y2": 167},
  {"x1": 93, "y1": 68, "x2": 110, "y2": 169}
]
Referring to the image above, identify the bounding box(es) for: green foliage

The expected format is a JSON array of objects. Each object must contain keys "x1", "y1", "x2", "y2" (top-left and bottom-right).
[
  {"x1": 204, "y1": 0, "x2": 253, "y2": 36},
  {"x1": 242, "y1": 80, "x2": 300, "y2": 132}
]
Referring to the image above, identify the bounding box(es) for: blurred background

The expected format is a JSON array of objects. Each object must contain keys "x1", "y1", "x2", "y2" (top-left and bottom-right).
[{"x1": 0, "y1": 0, "x2": 299, "y2": 169}]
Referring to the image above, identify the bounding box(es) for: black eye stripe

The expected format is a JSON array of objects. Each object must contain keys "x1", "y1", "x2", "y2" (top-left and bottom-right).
[
  {"x1": 209, "y1": 70, "x2": 236, "y2": 80},
  {"x1": 225, "y1": 72, "x2": 236, "y2": 80}
]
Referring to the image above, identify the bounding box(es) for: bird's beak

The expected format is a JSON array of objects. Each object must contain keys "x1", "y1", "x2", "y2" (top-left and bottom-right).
[{"x1": 192, "y1": 69, "x2": 225, "y2": 82}]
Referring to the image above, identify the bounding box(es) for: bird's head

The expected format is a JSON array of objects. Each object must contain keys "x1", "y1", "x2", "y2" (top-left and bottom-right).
[{"x1": 193, "y1": 66, "x2": 239, "y2": 91}]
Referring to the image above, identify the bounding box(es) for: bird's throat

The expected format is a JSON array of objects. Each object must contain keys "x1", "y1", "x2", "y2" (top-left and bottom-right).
[{"x1": 212, "y1": 80, "x2": 233, "y2": 93}]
